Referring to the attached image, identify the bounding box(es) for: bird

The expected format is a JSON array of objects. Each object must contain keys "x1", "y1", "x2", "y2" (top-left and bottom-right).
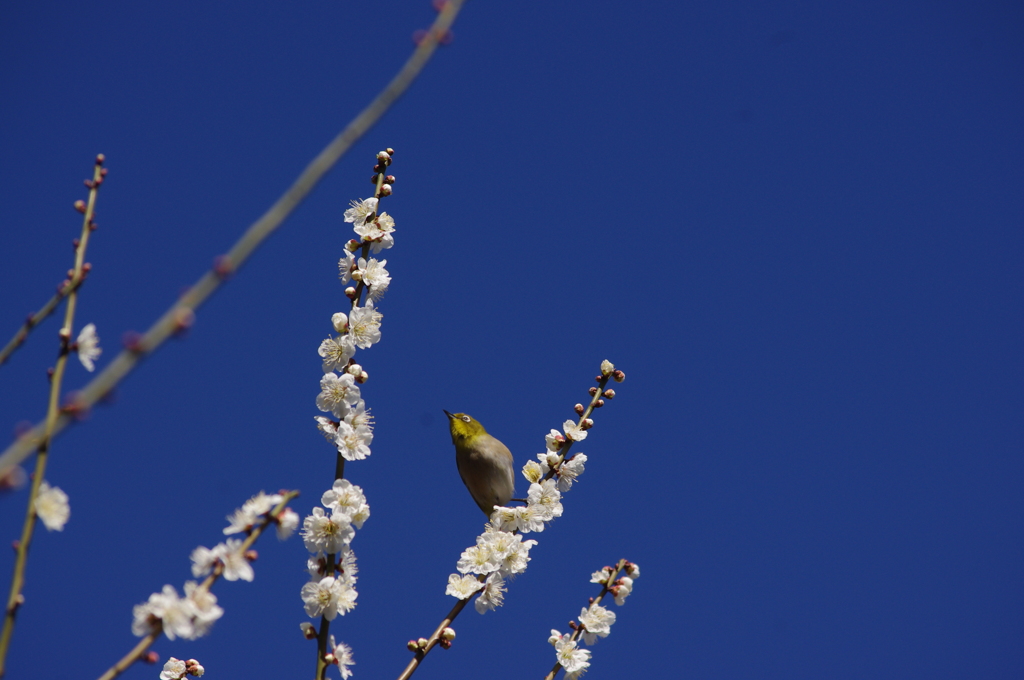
[{"x1": 444, "y1": 410, "x2": 516, "y2": 516}]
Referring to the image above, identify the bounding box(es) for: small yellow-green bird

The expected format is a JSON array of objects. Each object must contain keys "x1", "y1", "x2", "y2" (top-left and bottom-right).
[{"x1": 444, "y1": 410, "x2": 516, "y2": 516}]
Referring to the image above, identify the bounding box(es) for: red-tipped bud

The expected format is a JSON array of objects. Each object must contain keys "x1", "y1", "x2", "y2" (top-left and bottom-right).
[
  {"x1": 95, "y1": 153, "x2": 106, "y2": 165},
  {"x1": 379, "y1": 184, "x2": 392, "y2": 197},
  {"x1": 594, "y1": 399, "x2": 605, "y2": 408},
  {"x1": 588, "y1": 386, "x2": 599, "y2": 396},
  {"x1": 385, "y1": 175, "x2": 396, "y2": 184},
  {"x1": 406, "y1": 640, "x2": 419, "y2": 651},
  {"x1": 142, "y1": 651, "x2": 159, "y2": 665},
  {"x1": 574, "y1": 403, "x2": 584, "y2": 415},
  {"x1": 613, "y1": 369, "x2": 625, "y2": 382},
  {"x1": 74, "y1": 200, "x2": 86, "y2": 213},
  {"x1": 244, "y1": 550, "x2": 258, "y2": 562},
  {"x1": 213, "y1": 255, "x2": 234, "y2": 279},
  {"x1": 122, "y1": 331, "x2": 143, "y2": 353},
  {"x1": 603, "y1": 389, "x2": 615, "y2": 399}
]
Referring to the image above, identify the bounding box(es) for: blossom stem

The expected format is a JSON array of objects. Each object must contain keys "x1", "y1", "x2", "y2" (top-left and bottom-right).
[
  {"x1": 543, "y1": 372, "x2": 614, "y2": 484},
  {"x1": 0, "y1": 156, "x2": 104, "y2": 677},
  {"x1": 93, "y1": 491, "x2": 298, "y2": 680},
  {"x1": 542, "y1": 559, "x2": 628, "y2": 680},
  {"x1": 0, "y1": 0, "x2": 468, "y2": 480},
  {"x1": 395, "y1": 597, "x2": 472, "y2": 680}
]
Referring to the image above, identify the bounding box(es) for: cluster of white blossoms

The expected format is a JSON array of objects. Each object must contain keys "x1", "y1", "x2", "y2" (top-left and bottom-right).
[
  {"x1": 445, "y1": 417, "x2": 592, "y2": 613},
  {"x1": 33, "y1": 480, "x2": 70, "y2": 531},
  {"x1": 547, "y1": 561, "x2": 640, "y2": 679},
  {"x1": 299, "y1": 479, "x2": 368, "y2": 622},
  {"x1": 304, "y1": 155, "x2": 395, "y2": 678},
  {"x1": 132, "y1": 492, "x2": 297, "y2": 642},
  {"x1": 314, "y1": 186, "x2": 394, "y2": 461}
]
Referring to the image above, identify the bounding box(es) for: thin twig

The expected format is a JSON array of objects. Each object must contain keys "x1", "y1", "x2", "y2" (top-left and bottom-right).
[
  {"x1": 95, "y1": 491, "x2": 299, "y2": 680},
  {"x1": 0, "y1": 277, "x2": 86, "y2": 368},
  {"x1": 0, "y1": 0, "x2": 467, "y2": 480},
  {"x1": 0, "y1": 157, "x2": 105, "y2": 677},
  {"x1": 543, "y1": 559, "x2": 628, "y2": 680}
]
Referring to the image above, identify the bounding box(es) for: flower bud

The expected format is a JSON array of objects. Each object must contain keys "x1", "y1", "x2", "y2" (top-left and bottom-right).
[
  {"x1": 594, "y1": 399, "x2": 605, "y2": 408},
  {"x1": 345, "y1": 239, "x2": 360, "y2": 252},
  {"x1": 613, "y1": 369, "x2": 625, "y2": 383},
  {"x1": 379, "y1": 184, "x2": 392, "y2": 197},
  {"x1": 74, "y1": 200, "x2": 86, "y2": 213},
  {"x1": 417, "y1": 637, "x2": 429, "y2": 649},
  {"x1": 441, "y1": 627, "x2": 456, "y2": 641},
  {"x1": 345, "y1": 287, "x2": 357, "y2": 299},
  {"x1": 332, "y1": 312, "x2": 348, "y2": 332},
  {"x1": 300, "y1": 622, "x2": 317, "y2": 639},
  {"x1": 546, "y1": 453, "x2": 561, "y2": 467},
  {"x1": 588, "y1": 386, "x2": 599, "y2": 396},
  {"x1": 574, "y1": 403, "x2": 584, "y2": 415},
  {"x1": 407, "y1": 640, "x2": 419, "y2": 651},
  {"x1": 347, "y1": 363, "x2": 363, "y2": 376},
  {"x1": 603, "y1": 389, "x2": 615, "y2": 399},
  {"x1": 600, "y1": 359, "x2": 615, "y2": 375}
]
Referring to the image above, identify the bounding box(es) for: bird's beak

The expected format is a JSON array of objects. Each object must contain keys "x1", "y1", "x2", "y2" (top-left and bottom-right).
[{"x1": 443, "y1": 409, "x2": 454, "y2": 420}]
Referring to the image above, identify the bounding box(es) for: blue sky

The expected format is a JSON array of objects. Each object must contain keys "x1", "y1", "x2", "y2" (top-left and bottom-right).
[{"x1": 1, "y1": 1, "x2": 1022, "y2": 678}]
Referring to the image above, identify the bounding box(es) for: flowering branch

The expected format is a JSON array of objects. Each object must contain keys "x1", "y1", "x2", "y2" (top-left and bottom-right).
[
  {"x1": 395, "y1": 361, "x2": 627, "y2": 680},
  {"x1": 544, "y1": 559, "x2": 640, "y2": 680},
  {"x1": 303, "y1": 149, "x2": 396, "y2": 680},
  {"x1": 96, "y1": 490, "x2": 299, "y2": 680},
  {"x1": 0, "y1": 155, "x2": 106, "y2": 676},
  {"x1": 0, "y1": 0, "x2": 467, "y2": 480}
]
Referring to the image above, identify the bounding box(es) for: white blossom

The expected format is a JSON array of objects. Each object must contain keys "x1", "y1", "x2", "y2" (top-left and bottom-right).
[
  {"x1": 344, "y1": 197, "x2": 378, "y2": 231},
  {"x1": 190, "y1": 546, "x2": 218, "y2": 578},
  {"x1": 579, "y1": 603, "x2": 616, "y2": 644},
  {"x1": 160, "y1": 658, "x2": 187, "y2": 680},
  {"x1": 554, "y1": 633, "x2": 591, "y2": 675},
  {"x1": 277, "y1": 508, "x2": 299, "y2": 540},
  {"x1": 590, "y1": 567, "x2": 613, "y2": 585},
  {"x1": 522, "y1": 459, "x2": 543, "y2": 484},
  {"x1": 556, "y1": 453, "x2": 587, "y2": 491},
  {"x1": 75, "y1": 323, "x2": 101, "y2": 372},
  {"x1": 562, "y1": 419, "x2": 588, "y2": 442},
  {"x1": 219, "y1": 538, "x2": 254, "y2": 582},
  {"x1": 301, "y1": 576, "x2": 356, "y2": 620},
  {"x1": 223, "y1": 491, "x2": 282, "y2": 535},
  {"x1": 474, "y1": 574, "x2": 506, "y2": 614},
  {"x1": 354, "y1": 258, "x2": 390, "y2": 290},
  {"x1": 445, "y1": 573, "x2": 484, "y2": 600},
  {"x1": 316, "y1": 373, "x2": 361, "y2": 418},
  {"x1": 319, "y1": 335, "x2": 355, "y2": 373},
  {"x1": 456, "y1": 542, "x2": 498, "y2": 576},
  {"x1": 334, "y1": 421, "x2": 372, "y2": 462},
  {"x1": 347, "y1": 303, "x2": 382, "y2": 349},
  {"x1": 479, "y1": 527, "x2": 537, "y2": 577},
  {"x1": 34, "y1": 481, "x2": 69, "y2": 531},
  {"x1": 321, "y1": 479, "x2": 370, "y2": 529},
  {"x1": 545, "y1": 429, "x2": 565, "y2": 452},
  {"x1": 330, "y1": 637, "x2": 355, "y2": 679},
  {"x1": 184, "y1": 581, "x2": 223, "y2": 638},
  {"x1": 338, "y1": 250, "x2": 355, "y2": 284},
  {"x1": 301, "y1": 507, "x2": 354, "y2": 554},
  {"x1": 526, "y1": 479, "x2": 563, "y2": 522}
]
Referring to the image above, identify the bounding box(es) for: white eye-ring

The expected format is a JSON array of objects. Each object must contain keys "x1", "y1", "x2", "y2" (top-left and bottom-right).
[{"x1": 461, "y1": 415, "x2": 471, "y2": 422}]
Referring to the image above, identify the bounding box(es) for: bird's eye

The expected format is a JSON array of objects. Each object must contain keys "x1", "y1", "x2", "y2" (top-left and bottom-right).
[{"x1": 461, "y1": 415, "x2": 471, "y2": 422}]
